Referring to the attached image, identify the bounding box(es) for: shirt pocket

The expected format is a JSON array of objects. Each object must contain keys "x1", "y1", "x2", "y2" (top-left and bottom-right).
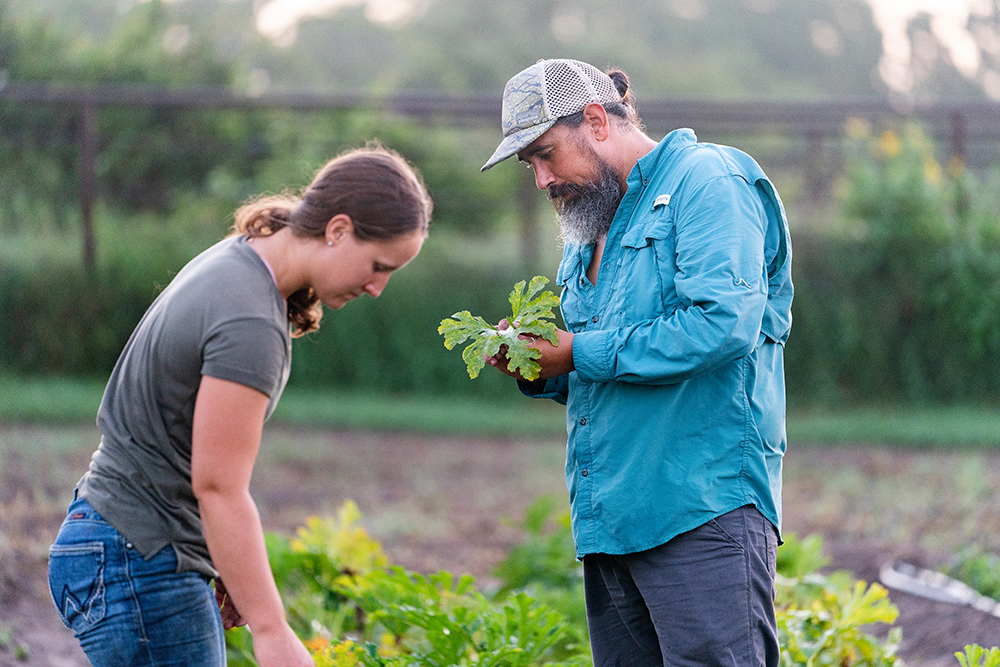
[
  {"x1": 556, "y1": 253, "x2": 589, "y2": 332},
  {"x1": 615, "y1": 207, "x2": 679, "y2": 323}
]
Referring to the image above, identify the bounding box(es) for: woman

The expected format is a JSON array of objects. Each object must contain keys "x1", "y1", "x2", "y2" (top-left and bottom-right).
[{"x1": 47, "y1": 144, "x2": 432, "y2": 667}]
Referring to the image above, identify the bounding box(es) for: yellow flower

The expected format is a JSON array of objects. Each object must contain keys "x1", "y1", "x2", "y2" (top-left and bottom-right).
[
  {"x1": 923, "y1": 157, "x2": 943, "y2": 185},
  {"x1": 878, "y1": 130, "x2": 902, "y2": 158},
  {"x1": 331, "y1": 641, "x2": 362, "y2": 667}
]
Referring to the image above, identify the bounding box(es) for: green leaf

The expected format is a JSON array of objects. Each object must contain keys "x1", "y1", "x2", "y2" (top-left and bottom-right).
[
  {"x1": 957, "y1": 645, "x2": 1000, "y2": 667},
  {"x1": 438, "y1": 276, "x2": 561, "y2": 381}
]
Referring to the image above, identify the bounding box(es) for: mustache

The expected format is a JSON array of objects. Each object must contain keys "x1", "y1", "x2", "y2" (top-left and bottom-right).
[{"x1": 547, "y1": 181, "x2": 592, "y2": 202}]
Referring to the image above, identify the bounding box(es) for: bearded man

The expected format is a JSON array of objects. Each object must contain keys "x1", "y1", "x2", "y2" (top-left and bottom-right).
[{"x1": 481, "y1": 59, "x2": 793, "y2": 667}]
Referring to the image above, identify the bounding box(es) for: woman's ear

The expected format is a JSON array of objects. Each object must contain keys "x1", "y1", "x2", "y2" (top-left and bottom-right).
[{"x1": 325, "y1": 214, "x2": 354, "y2": 246}]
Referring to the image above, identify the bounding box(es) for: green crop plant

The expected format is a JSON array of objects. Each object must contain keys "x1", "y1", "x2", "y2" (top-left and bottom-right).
[
  {"x1": 439, "y1": 276, "x2": 560, "y2": 381},
  {"x1": 220, "y1": 500, "x2": 1000, "y2": 666},
  {"x1": 957, "y1": 645, "x2": 1000, "y2": 667}
]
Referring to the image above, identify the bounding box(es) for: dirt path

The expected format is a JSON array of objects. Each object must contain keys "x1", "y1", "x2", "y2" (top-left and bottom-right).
[{"x1": 3, "y1": 425, "x2": 1000, "y2": 666}]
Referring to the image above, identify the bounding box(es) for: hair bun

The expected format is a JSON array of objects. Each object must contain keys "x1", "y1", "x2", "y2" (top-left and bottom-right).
[{"x1": 607, "y1": 70, "x2": 630, "y2": 100}]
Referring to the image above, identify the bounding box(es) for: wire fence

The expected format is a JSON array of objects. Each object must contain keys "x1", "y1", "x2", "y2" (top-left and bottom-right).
[{"x1": 5, "y1": 82, "x2": 1000, "y2": 270}]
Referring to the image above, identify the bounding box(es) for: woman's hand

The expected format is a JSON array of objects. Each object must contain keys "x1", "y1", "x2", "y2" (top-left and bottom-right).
[
  {"x1": 251, "y1": 624, "x2": 315, "y2": 667},
  {"x1": 214, "y1": 578, "x2": 247, "y2": 630}
]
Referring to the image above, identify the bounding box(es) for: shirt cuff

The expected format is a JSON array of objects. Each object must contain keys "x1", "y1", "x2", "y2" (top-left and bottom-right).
[
  {"x1": 572, "y1": 330, "x2": 615, "y2": 383},
  {"x1": 518, "y1": 377, "x2": 559, "y2": 399}
]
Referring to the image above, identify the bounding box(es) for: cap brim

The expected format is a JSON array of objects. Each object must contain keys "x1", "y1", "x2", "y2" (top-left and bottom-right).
[{"x1": 481, "y1": 119, "x2": 557, "y2": 172}]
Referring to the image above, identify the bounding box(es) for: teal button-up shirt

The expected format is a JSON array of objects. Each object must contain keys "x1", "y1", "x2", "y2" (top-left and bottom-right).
[{"x1": 522, "y1": 129, "x2": 793, "y2": 558}]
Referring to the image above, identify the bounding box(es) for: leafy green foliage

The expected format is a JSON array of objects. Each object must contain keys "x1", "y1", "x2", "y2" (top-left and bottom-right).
[
  {"x1": 946, "y1": 546, "x2": 1000, "y2": 601},
  {"x1": 337, "y1": 569, "x2": 583, "y2": 666},
  {"x1": 775, "y1": 531, "x2": 831, "y2": 580},
  {"x1": 439, "y1": 277, "x2": 560, "y2": 381},
  {"x1": 777, "y1": 574, "x2": 902, "y2": 666},
  {"x1": 490, "y1": 496, "x2": 588, "y2": 649},
  {"x1": 0, "y1": 619, "x2": 30, "y2": 661},
  {"x1": 0, "y1": 0, "x2": 266, "y2": 223},
  {"x1": 957, "y1": 645, "x2": 1000, "y2": 667},
  {"x1": 230, "y1": 500, "x2": 587, "y2": 667},
  {"x1": 776, "y1": 536, "x2": 902, "y2": 666},
  {"x1": 232, "y1": 500, "x2": 1000, "y2": 667},
  {"x1": 493, "y1": 503, "x2": 907, "y2": 667},
  {"x1": 787, "y1": 121, "x2": 1000, "y2": 404}
]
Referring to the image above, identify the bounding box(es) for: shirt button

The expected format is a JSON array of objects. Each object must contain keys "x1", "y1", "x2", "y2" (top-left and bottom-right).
[
  {"x1": 125, "y1": 542, "x2": 133, "y2": 549},
  {"x1": 582, "y1": 469, "x2": 589, "y2": 477},
  {"x1": 579, "y1": 417, "x2": 587, "y2": 425},
  {"x1": 591, "y1": 315, "x2": 599, "y2": 323}
]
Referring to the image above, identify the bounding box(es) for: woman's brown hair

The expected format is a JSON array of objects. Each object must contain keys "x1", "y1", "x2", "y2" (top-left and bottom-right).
[{"x1": 232, "y1": 143, "x2": 432, "y2": 336}]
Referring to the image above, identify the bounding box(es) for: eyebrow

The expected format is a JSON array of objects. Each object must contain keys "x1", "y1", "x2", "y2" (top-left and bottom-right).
[{"x1": 518, "y1": 143, "x2": 551, "y2": 162}]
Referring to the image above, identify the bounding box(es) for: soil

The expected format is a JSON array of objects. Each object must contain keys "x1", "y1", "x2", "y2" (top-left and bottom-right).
[{"x1": 2, "y1": 425, "x2": 999, "y2": 667}]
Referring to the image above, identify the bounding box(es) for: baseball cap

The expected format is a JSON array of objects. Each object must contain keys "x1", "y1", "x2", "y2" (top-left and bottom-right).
[{"x1": 481, "y1": 59, "x2": 623, "y2": 172}]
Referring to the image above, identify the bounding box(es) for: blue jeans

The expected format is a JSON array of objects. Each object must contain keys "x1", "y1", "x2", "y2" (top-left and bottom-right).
[
  {"x1": 583, "y1": 504, "x2": 779, "y2": 667},
  {"x1": 48, "y1": 496, "x2": 226, "y2": 667}
]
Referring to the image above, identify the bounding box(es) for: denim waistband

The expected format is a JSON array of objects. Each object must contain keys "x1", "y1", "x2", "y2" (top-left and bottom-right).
[{"x1": 66, "y1": 495, "x2": 108, "y2": 523}]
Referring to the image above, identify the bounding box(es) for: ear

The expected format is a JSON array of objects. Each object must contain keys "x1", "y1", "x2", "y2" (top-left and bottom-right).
[
  {"x1": 581, "y1": 103, "x2": 611, "y2": 142},
  {"x1": 325, "y1": 214, "x2": 354, "y2": 246}
]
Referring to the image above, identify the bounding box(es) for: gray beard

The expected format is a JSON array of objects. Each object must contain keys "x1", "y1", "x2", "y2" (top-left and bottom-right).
[{"x1": 550, "y1": 160, "x2": 624, "y2": 246}]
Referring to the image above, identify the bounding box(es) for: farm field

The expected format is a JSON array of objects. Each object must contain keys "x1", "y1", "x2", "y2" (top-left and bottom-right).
[{"x1": 2, "y1": 422, "x2": 1000, "y2": 667}]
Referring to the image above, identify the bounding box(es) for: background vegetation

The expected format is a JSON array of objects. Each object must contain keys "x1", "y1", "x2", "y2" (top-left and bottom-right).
[
  {"x1": 4, "y1": 4, "x2": 1000, "y2": 664},
  {"x1": 3, "y1": 0, "x2": 1000, "y2": 409}
]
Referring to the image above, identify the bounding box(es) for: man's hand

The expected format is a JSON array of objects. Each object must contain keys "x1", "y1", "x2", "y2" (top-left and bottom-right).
[
  {"x1": 214, "y1": 578, "x2": 247, "y2": 630},
  {"x1": 486, "y1": 319, "x2": 574, "y2": 380}
]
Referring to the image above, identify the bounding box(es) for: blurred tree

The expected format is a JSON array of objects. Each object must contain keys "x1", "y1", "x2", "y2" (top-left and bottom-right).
[
  {"x1": 9, "y1": 0, "x2": 1000, "y2": 101},
  {"x1": 0, "y1": 0, "x2": 267, "y2": 224},
  {"x1": 75, "y1": 0, "x2": 265, "y2": 213},
  {"x1": 0, "y1": 3, "x2": 82, "y2": 230}
]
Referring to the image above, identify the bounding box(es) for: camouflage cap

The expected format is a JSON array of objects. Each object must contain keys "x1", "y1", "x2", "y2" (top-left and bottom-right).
[{"x1": 481, "y1": 59, "x2": 623, "y2": 172}]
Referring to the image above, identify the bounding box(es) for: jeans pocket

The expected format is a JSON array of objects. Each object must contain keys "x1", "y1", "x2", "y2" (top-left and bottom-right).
[{"x1": 48, "y1": 542, "x2": 107, "y2": 634}]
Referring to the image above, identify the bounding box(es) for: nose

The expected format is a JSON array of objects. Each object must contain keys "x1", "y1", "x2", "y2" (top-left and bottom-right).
[
  {"x1": 532, "y1": 163, "x2": 556, "y2": 190},
  {"x1": 364, "y1": 273, "x2": 392, "y2": 298}
]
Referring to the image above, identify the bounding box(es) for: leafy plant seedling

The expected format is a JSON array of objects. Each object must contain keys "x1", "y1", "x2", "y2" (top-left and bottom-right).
[{"x1": 438, "y1": 276, "x2": 560, "y2": 381}]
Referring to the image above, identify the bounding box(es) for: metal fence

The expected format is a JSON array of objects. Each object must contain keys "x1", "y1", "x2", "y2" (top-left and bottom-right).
[{"x1": 5, "y1": 82, "x2": 1000, "y2": 269}]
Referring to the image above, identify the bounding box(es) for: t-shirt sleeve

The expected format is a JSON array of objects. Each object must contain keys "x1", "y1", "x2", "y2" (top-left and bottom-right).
[{"x1": 201, "y1": 317, "x2": 289, "y2": 397}]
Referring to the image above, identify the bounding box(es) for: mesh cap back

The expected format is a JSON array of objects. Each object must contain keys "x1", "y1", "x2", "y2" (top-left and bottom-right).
[
  {"x1": 481, "y1": 59, "x2": 623, "y2": 172},
  {"x1": 542, "y1": 60, "x2": 621, "y2": 119}
]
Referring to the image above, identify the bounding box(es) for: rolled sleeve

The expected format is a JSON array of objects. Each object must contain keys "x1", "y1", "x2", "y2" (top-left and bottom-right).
[{"x1": 571, "y1": 330, "x2": 615, "y2": 384}]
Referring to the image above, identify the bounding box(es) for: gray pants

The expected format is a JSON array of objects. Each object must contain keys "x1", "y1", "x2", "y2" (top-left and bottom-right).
[{"x1": 583, "y1": 504, "x2": 779, "y2": 667}]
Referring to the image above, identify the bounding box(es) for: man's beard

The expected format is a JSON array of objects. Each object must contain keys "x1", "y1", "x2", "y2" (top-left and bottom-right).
[{"x1": 549, "y1": 157, "x2": 624, "y2": 246}]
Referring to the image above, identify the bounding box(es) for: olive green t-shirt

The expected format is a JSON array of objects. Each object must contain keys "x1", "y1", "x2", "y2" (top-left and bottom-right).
[{"x1": 77, "y1": 235, "x2": 291, "y2": 578}]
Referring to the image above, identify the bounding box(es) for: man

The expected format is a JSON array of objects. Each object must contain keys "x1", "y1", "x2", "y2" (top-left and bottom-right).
[{"x1": 480, "y1": 58, "x2": 793, "y2": 666}]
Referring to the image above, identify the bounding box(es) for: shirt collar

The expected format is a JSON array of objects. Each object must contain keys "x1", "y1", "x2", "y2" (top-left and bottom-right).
[{"x1": 632, "y1": 128, "x2": 698, "y2": 187}]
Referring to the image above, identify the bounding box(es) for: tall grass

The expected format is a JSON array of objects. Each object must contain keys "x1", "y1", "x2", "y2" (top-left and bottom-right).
[{"x1": 3, "y1": 374, "x2": 999, "y2": 446}]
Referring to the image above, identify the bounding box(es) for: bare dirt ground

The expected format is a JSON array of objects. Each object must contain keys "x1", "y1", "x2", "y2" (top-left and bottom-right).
[{"x1": 3, "y1": 424, "x2": 1000, "y2": 667}]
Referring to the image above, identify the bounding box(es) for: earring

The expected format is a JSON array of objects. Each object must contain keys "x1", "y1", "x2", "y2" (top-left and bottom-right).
[{"x1": 327, "y1": 241, "x2": 333, "y2": 246}]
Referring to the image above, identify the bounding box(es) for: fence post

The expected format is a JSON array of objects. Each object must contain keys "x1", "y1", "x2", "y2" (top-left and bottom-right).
[{"x1": 79, "y1": 97, "x2": 97, "y2": 274}]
